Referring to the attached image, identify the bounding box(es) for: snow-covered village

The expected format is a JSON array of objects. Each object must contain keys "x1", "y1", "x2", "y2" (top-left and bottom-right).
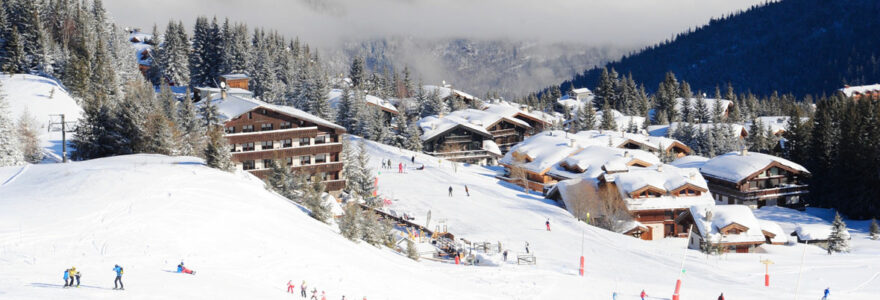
[{"x1": 1, "y1": 0, "x2": 880, "y2": 299}]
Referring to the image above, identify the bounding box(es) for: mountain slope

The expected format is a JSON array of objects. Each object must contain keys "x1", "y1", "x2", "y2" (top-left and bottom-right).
[{"x1": 556, "y1": 0, "x2": 880, "y2": 97}]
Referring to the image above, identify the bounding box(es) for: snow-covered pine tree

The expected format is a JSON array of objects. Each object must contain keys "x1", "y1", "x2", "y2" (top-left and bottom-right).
[
  {"x1": 250, "y1": 29, "x2": 283, "y2": 102},
  {"x1": 199, "y1": 92, "x2": 220, "y2": 128},
  {"x1": 176, "y1": 90, "x2": 204, "y2": 156},
  {"x1": 392, "y1": 113, "x2": 409, "y2": 149},
  {"x1": 336, "y1": 86, "x2": 354, "y2": 131},
  {"x1": 338, "y1": 203, "x2": 363, "y2": 241},
  {"x1": 405, "y1": 120, "x2": 423, "y2": 152},
  {"x1": 349, "y1": 56, "x2": 365, "y2": 88},
  {"x1": 16, "y1": 108, "x2": 42, "y2": 163},
  {"x1": 188, "y1": 16, "x2": 212, "y2": 87},
  {"x1": 712, "y1": 94, "x2": 725, "y2": 123},
  {"x1": 143, "y1": 113, "x2": 175, "y2": 155},
  {"x1": 303, "y1": 176, "x2": 331, "y2": 223},
  {"x1": 155, "y1": 21, "x2": 190, "y2": 86},
  {"x1": 870, "y1": 218, "x2": 879, "y2": 240},
  {"x1": 626, "y1": 117, "x2": 638, "y2": 134},
  {"x1": 402, "y1": 66, "x2": 413, "y2": 98},
  {"x1": 0, "y1": 83, "x2": 24, "y2": 166},
  {"x1": 204, "y1": 126, "x2": 234, "y2": 171},
  {"x1": 724, "y1": 83, "x2": 741, "y2": 122},
  {"x1": 679, "y1": 82, "x2": 693, "y2": 122},
  {"x1": 1, "y1": 26, "x2": 26, "y2": 73},
  {"x1": 594, "y1": 67, "x2": 615, "y2": 108},
  {"x1": 157, "y1": 84, "x2": 178, "y2": 122},
  {"x1": 264, "y1": 158, "x2": 295, "y2": 199},
  {"x1": 655, "y1": 72, "x2": 679, "y2": 124},
  {"x1": 406, "y1": 238, "x2": 419, "y2": 260},
  {"x1": 599, "y1": 101, "x2": 617, "y2": 131},
  {"x1": 360, "y1": 208, "x2": 386, "y2": 246},
  {"x1": 695, "y1": 92, "x2": 710, "y2": 124},
  {"x1": 748, "y1": 118, "x2": 767, "y2": 153},
  {"x1": 577, "y1": 101, "x2": 597, "y2": 131},
  {"x1": 827, "y1": 212, "x2": 851, "y2": 254},
  {"x1": 352, "y1": 140, "x2": 376, "y2": 201},
  {"x1": 427, "y1": 90, "x2": 447, "y2": 117}
]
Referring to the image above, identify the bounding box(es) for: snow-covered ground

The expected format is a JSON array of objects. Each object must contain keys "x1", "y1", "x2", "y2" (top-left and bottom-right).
[
  {"x1": 1, "y1": 138, "x2": 878, "y2": 299},
  {"x1": 0, "y1": 74, "x2": 82, "y2": 162}
]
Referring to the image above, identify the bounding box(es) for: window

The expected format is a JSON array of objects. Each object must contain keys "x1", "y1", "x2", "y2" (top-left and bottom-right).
[
  {"x1": 286, "y1": 157, "x2": 293, "y2": 166},
  {"x1": 768, "y1": 167, "x2": 780, "y2": 176},
  {"x1": 262, "y1": 159, "x2": 273, "y2": 169},
  {"x1": 225, "y1": 126, "x2": 235, "y2": 134},
  {"x1": 242, "y1": 142, "x2": 255, "y2": 151},
  {"x1": 638, "y1": 190, "x2": 661, "y2": 198},
  {"x1": 748, "y1": 181, "x2": 758, "y2": 190},
  {"x1": 242, "y1": 160, "x2": 255, "y2": 170},
  {"x1": 282, "y1": 139, "x2": 292, "y2": 148},
  {"x1": 242, "y1": 125, "x2": 254, "y2": 133},
  {"x1": 300, "y1": 155, "x2": 311, "y2": 165},
  {"x1": 315, "y1": 135, "x2": 326, "y2": 144},
  {"x1": 280, "y1": 121, "x2": 292, "y2": 129},
  {"x1": 248, "y1": 112, "x2": 253, "y2": 119},
  {"x1": 315, "y1": 154, "x2": 327, "y2": 164},
  {"x1": 299, "y1": 137, "x2": 310, "y2": 146},
  {"x1": 261, "y1": 123, "x2": 273, "y2": 131},
  {"x1": 261, "y1": 141, "x2": 274, "y2": 150}
]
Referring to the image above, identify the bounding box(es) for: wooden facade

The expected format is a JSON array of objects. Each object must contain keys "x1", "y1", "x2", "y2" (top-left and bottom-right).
[
  {"x1": 220, "y1": 74, "x2": 250, "y2": 90},
  {"x1": 224, "y1": 106, "x2": 346, "y2": 192},
  {"x1": 486, "y1": 119, "x2": 529, "y2": 153},
  {"x1": 704, "y1": 161, "x2": 809, "y2": 208},
  {"x1": 423, "y1": 125, "x2": 494, "y2": 164},
  {"x1": 631, "y1": 209, "x2": 692, "y2": 239}
]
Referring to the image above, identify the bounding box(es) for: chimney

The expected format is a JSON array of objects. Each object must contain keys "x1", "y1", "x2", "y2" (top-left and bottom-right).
[
  {"x1": 624, "y1": 151, "x2": 631, "y2": 158},
  {"x1": 221, "y1": 88, "x2": 227, "y2": 100},
  {"x1": 740, "y1": 147, "x2": 748, "y2": 156},
  {"x1": 569, "y1": 138, "x2": 577, "y2": 148},
  {"x1": 657, "y1": 164, "x2": 664, "y2": 172}
]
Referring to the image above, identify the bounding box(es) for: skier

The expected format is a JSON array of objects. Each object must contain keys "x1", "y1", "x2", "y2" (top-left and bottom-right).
[
  {"x1": 301, "y1": 281, "x2": 307, "y2": 298},
  {"x1": 67, "y1": 267, "x2": 77, "y2": 287},
  {"x1": 411, "y1": 155, "x2": 415, "y2": 163},
  {"x1": 546, "y1": 219, "x2": 551, "y2": 231},
  {"x1": 113, "y1": 264, "x2": 124, "y2": 290},
  {"x1": 398, "y1": 162, "x2": 403, "y2": 173},
  {"x1": 612, "y1": 291, "x2": 618, "y2": 300},
  {"x1": 718, "y1": 292, "x2": 724, "y2": 300},
  {"x1": 525, "y1": 241, "x2": 530, "y2": 254},
  {"x1": 640, "y1": 289, "x2": 647, "y2": 300},
  {"x1": 310, "y1": 288, "x2": 318, "y2": 300},
  {"x1": 822, "y1": 287, "x2": 830, "y2": 300},
  {"x1": 62, "y1": 268, "x2": 70, "y2": 288},
  {"x1": 288, "y1": 280, "x2": 295, "y2": 293},
  {"x1": 321, "y1": 290, "x2": 327, "y2": 300},
  {"x1": 502, "y1": 250, "x2": 508, "y2": 261},
  {"x1": 74, "y1": 270, "x2": 81, "y2": 287},
  {"x1": 448, "y1": 186, "x2": 453, "y2": 197},
  {"x1": 177, "y1": 262, "x2": 195, "y2": 274},
  {"x1": 465, "y1": 185, "x2": 470, "y2": 197}
]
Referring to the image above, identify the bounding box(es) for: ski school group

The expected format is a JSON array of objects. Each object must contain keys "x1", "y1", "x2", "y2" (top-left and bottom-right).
[
  {"x1": 59, "y1": 261, "x2": 196, "y2": 291},
  {"x1": 286, "y1": 280, "x2": 370, "y2": 300}
]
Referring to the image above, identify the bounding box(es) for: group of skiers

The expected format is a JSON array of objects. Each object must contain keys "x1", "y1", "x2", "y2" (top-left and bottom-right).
[
  {"x1": 380, "y1": 159, "x2": 407, "y2": 174},
  {"x1": 447, "y1": 185, "x2": 470, "y2": 197},
  {"x1": 614, "y1": 288, "x2": 830, "y2": 300},
  {"x1": 61, "y1": 265, "x2": 122, "y2": 290},
  {"x1": 61, "y1": 261, "x2": 197, "y2": 291},
  {"x1": 287, "y1": 280, "x2": 368, "y2": 300}
]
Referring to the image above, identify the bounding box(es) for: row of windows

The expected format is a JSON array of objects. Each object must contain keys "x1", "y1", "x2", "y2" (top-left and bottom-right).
[
  {"x1": 241, "y1": 154, "x2": 332, "y2": 170},
  {"x1": 232, "y1": 136, "x2": 331, "y2": 152},
  {"x1": 226, "y1": 121, "x2": 294, "y2": 134},
  {"x1": 633, "y1": 188, "x2": 701, "y2": 199}
]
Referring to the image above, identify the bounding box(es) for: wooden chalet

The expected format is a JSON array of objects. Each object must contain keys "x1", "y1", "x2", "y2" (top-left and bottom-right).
[
  {"x1": 699, "y1": 150, "x2": 810, "y2": 208},
  {"x1": 220, "y1": 74, "x2": 250, "y2": 90},
  {"x1": 207, "y1": 93, "x2": 347, "y2": 193},
  {"x1": 419, "y1": 109, "x2": 533, "y2": 164},
  {"x1": 840, "y1": 84, "x2": 880, "y2": 100},
  {"x1": 677, "y1": 205, "x2": 770, "y2": 253}
]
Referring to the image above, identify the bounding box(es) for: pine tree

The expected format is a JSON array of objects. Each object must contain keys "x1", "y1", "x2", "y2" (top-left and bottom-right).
[
  {"x1": 827, "y1": 212, "x2": 851, "y2": 254},
  {"x1": 679, "y1": 82, "x2": 693, "y2": 122},
  {"x1": 204, "y1": 126, "x2": 234, "y2": 171},
  {"x1": 0, "y1": 83, "x2": 24, "y2": 166},
  {"x1": 16, "y1": 108, "x2": 42, "y2": 163},
  {"x1": 599, "y1": 101, "x2": 617, "y2": 131},
  {"x1": 177, "y1": 91, "x2": 204, "y2": 156},
  {"x1": 339, "y1": 203, "x2": 363, "y2": 241},
  {"x1": 576, "y1": 102, "x2": 597, "y2": 131},
  {"x1": 143, "y1": 113, "x2": 175, "y2": 155},
  {"x1": 349, "y1": 56, "x2": 365, "y2": 88},
  {"x1": 870, "y1": 218, "x2": 879, "y2": 240},
  {"x1": 655, "y1": 72, "x2": 679, "y2": 124},
  {"x1": 265, "y1": 159, "x2": 295, "y2": 199},
  {"x1": 360, "y1": 209, "x2": 386, "y2": 246},
  {"x1": 155, "y1": 21, "x2": 189, "y2": 85},
  {"x1": 392, "y1": 113, "x2": 409, "y2": 148},
  {"x1": 406, "y1": 238, "x2": 419, "y2": 260},
  {"x1": 694, "y1": 92, "x2": 710, "y2": 123},
  {"x1": 405, "y1": 120, "x2": 423, "y2": 152},
  {"x1": 595, "y1": 67, "x2": 616, "y2": 108},
  {"x1": 2, "y1": 26, "x2": 26, "y2": 73},
  {"x1": 351, "y1": 140, "x2": 376, "y2": 200},
  {"x1": 712, "y1": 95, "x2": 725, "y2": 123},
  {"x1": 188, "y1": 16, "x2": 212, "y2": 87},
  {"x1": 302, "y1": 176, "x2": 331, "y2": 223}
]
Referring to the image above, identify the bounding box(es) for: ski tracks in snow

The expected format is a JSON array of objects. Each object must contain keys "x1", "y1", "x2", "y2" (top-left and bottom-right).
[{"x1": 1, "y1": 164, "x2": 29, "y2": 186}]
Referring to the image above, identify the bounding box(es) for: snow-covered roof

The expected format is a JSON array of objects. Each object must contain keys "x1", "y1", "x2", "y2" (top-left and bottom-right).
[
  {"x1": 595, "y1": 109, "x2": 646, "y2": 131},
  {"x1": 132, "y1": 43, "x2": 152, "y2": 66},
  {"x1": 606, "y1": 164, "x2": 713, "y2": 211},
  {"x1": 418, "y1": 108, "x2": 530, "y2": 142},
  {"x1": 793, "y1": 224, "x2": 837, "y2": 241},
  {"x1": 549, "y1": 145, "x2": 660, "y2": 179},
  {"x1": 689, "y1": 205, "x2": 766, "y2": 244},
  {"x1": 572, "y1": 88, "x2": 591, "y2": 94},
  {"x1": 577, "y1": 130, "x2": 690, "y2": 154},
  {"x1": 202, "y1": 95, "x2": 344, "y2": 131},
  {"x1": 839, "y1": 84, "x2": 880, "y2": 98},
  {"x1": 700, "y1": 151, "x2": 809, "y2": 183},
  {"x1": 423, "y1": 85, "x2": 477, "y2": 101},
  {"x1": 758, "y1": 220, "x2": 788, "y2": 244},
  {"x1": 647, "y1": 122, "x2": 747, "y2": 138},
  {"x1": 483, "y1": 102, "x2": 560, "y2": 125},
  {"x1": 483, "y1": 140, "x2": 502, "y2": 157},
  {"x1": 221, "y1": 74, "x2": 250, "y2": 80},
  {"x1": 670, "y1": 155, "x2": 709, "y2": 169},
  {"x1": 198, "y1": 87, "x2": 254, "y2": 98},
  {"x1": 750, "y1": 116, "x2": 806, "y2": 135},
  {"x1": 326, "y1": 89, "x2": 399, "y2": 114},
  {"x1": 499, "y1": 131, "x2": 597, "y2": 174}
]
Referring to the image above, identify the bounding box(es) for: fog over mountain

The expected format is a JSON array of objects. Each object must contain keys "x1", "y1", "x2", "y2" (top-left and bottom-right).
[{"x1": 103, "y1": 0, "x2": 768, "y2": 97}]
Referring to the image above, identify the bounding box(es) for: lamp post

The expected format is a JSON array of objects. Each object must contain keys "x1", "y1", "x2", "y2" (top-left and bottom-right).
[{"x1": 760, "y1": 258, "x2": 774, "y2": 287}]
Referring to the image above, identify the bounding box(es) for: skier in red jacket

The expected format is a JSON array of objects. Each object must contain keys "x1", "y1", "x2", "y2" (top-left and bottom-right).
[
  {"x1": 640, "y1": 289, "x2": 647, "y2": 300},
  {"x1": 287, "y1": 280, "x2": 295, "y2": 293}
]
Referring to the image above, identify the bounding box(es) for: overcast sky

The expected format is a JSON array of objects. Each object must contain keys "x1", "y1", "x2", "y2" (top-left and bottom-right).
[{"x1": 103, "y1": 0, "x2": 767, "y2": 47}]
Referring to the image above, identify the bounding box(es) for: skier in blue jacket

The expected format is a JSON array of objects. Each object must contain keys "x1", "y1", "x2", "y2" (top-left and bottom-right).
[
  {"x1": 62, "y1": 269, "x2": 70, "y2": 288},
  {"x1": 822, "y1": 287, "x2": 830, "y2": 300},
  {"x1": 113, "y1": 264, "x2": 124, "y2": 290}
]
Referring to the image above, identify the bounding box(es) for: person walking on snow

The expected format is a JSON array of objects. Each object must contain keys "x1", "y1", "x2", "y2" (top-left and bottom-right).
[
  {"x1": 301, "y1": 281, "x2": 307, "y2": 298},
  {"x1": 465, "y1": 185, "x2": 470, "y2": 196},
  {"x1": 310, "y1": 288, "x2": 318, "y2": 300},
  {"x1": 822, "y1": 287, "x2": 830, "y2": 300},
  {"x1": 448, "y1": 186, "x2": 453, "y2": 197},
  {"x1": 640, "y1": 289, "x2": 647, "y2": 300},
  {"x1": 718, "y1": 292, "x2": 724, "y2": 300},
  {"x1": 74, "y1": 271, "x2": 81, "y2": 287},
  {"x1": 411, "y1": 155, "x2": 415, "y2": 163},
  {"x1": 398, "y1": 162, "x2": 403, "y2": 173},
  {"x1": 288, "y1": 280, "x2": 295, "y2": 293},
  {"x1": 545, "y1": 219, "x2": 551, "y2": 231},
  {"x1": 67, "y1": 267, "x2": 77, "y2": 287},
  {"x1": 62, "y1": 268, "x2": 70, "y2": 288},
  {"x1": 113, "y1": 264, "x2": 124, "y2": 290},
  {"x1": 525, "y1": 241, "x2": 530, "y2": 253},
  {"x1": 503, "y1": 250, "x2": 508, "y2": 261}
]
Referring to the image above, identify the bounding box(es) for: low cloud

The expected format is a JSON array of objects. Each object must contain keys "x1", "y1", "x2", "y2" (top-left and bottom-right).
[{"x1": 103, "y1": 0, "x2": 767, "y2": 47}]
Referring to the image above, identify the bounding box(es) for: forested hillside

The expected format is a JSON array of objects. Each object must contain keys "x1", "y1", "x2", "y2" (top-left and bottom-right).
[{"x1": 556, "y1": 0, "x2": 880, "y2": 97}]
